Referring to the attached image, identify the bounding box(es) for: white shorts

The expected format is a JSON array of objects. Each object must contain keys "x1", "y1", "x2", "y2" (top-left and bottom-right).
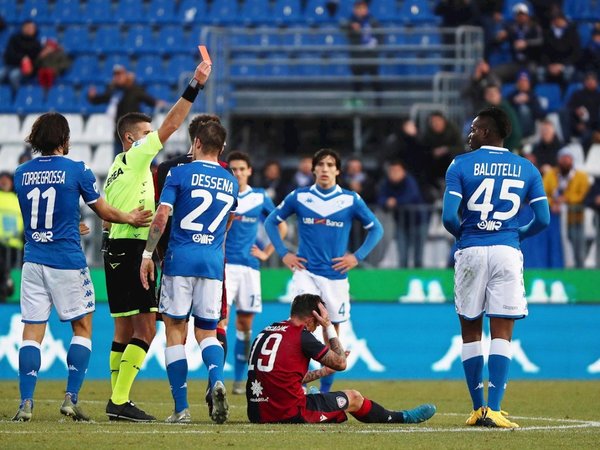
[
  {"x1": 20, "y1": 262, "x2": 95, "y2": 323},
  {"x1": 159, "y1": 275, "x2": 223, "y2": 323},
  {"x1": 454, "y1": 245, "x2": 528, "y2": 320},
  {"x1": 225, "y1": 264, "x2": 262, "y2": 314},
  {"x1": 292, "y1": 270, "x2": 350, "y2": 323}
]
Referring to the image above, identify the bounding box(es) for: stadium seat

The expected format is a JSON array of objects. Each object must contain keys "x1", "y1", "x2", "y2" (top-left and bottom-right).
[
  {"x1": 66, "y1": 144, "x2": 93, "y2": 163},
  {"x1": 209, "y1": 0, "x2": 239, "y2": 25},
  {"x1": 61, "y1": 113, "x2": 85, "y2": 143},
  {"x1": 46, "y1": 84, "x2": 78, "y2": 113},
  {"x1": 0, "y1": 87, "x2": 14, "y2": 113},
  {"x1": 18, "y1": 0, "x2": 51, "y2": 24},
  {"x1": 136, "y1": 55, "x2": 168, "y2": 84},
  {"x1": 157, "y1": 26, "x2": 190, "y2": 56},
  {"x1": 534, "y1": 83, "x2": 562, "y2": 113},
  {"x1": 101, "y1": 54, "x2": 132, "y2": 79},
  {"x1": 148, "y1": 0, "x2": 176, "y2": 24},
  {"x1": 168, "y1": 54, "x2": 196, "y2": 75},
  {"x1": 0, "y1": 114, "x2": 22, "y2": 144},
  {"x1": 564, "y1": 0, "x2": 596, "y2": 20},
  {"x1": 146, "y1": 83, "x2": 174, "y2": 103},
  {"x1": 82, "y1": 0, "x2": 113, "y2": 24},
  {"x1": 273, "y1": 0, "x2": 303, "y2": 25},
  {"x1": 240, "y1": 0, "x2": 272, "y2": 26},
  {"x1": 82, "y1": 113, "x2": 114, "y2": 145},
  {"x1": 399, "y1": 0, "x2": 439, "y2": 24},
  {"x1": 577, "y1": 22, "x2": 594, "y2": 48},
  {"x1": 115, "y1": 0, "x2": 145, "y2": 24},
  {"x1": 176, "y1": 0, "x2": 208, "y2": 24},
  {"x1": 65, "y1": 55, "x2": 103, "y2": 84},
  {"x1": 264, "y1": 53, "x2": 291, "y2": 78},
  {"x1": 369, "y1": 0, "x2": 400, "y2": 22},
  {"x1": 584, "y1": 144, "x2": 600, "y2": 177},
  {"x1": 14, "y1": 86, "x2": 46, "y2": 114},
  {"x1": 62, "y1": 26, "x2": 93, "y2": 55},
  {"x1": 305, "y1": 0, "x2": 334, "y2": 25},
  {"x1": 0, "y1": 144, "x2": 24, "y2": 172},
  {"x1": 52, "y1": 0, "x2": 83, "y2": 24},
  {"x1": 91, "y1": 144, "x2": 116, "y2": 177},
  {"x1": 0, "y1": 2, "x2": 18, "y2": 23},
  {"x1": 38, "y1": 24, "x2": 58, "y2": 41},
  {"x1": 125, "y1": 26, "x2": 156, "y2": 55},
  {"x1": 92, "y1": 25, "x2": 125, "y2": 54},
  {"x1": 322, "y1": 52, "x2": 351, "y2": 76},
  {"x1": 563, "y1": 82, "x2": 582, "y2": 103}
]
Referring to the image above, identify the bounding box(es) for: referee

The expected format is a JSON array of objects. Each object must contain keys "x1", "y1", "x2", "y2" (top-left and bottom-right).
[{"x1": 104, "y1": 59, "x2": 212, "y2": 422}]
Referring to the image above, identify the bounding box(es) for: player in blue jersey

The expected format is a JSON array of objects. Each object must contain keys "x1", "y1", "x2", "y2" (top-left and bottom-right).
[
  {"x1": 140, "y1": 120, "x2": 238, "y2": 424},
  {"x1": 264, "y1": 148, "x2": 384, "y2": 393},
  {"x1": 442, "y1": 107, "x2": 550, "y2": 428},
  {"x1": 12, "y1": 112, "x2": 152, "y2": 422},
  {"x1": 223, "y1": 151, "x2": 287, "y2": 395}
]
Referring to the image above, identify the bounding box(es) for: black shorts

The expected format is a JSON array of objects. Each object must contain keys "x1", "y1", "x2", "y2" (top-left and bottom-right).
[
  {"x1": 301, "y1": 392, "x2": 349, "y2": 423},
  {"x1": 104, "y1": 239, "x2": 157, "y2": 317}
]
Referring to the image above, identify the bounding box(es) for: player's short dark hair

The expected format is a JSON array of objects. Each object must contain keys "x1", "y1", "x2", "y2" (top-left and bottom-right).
[
  {"x1": 116, "y1": 112, "x2": 151, "y2": 142},
  {"x1": 188, "y1": 114, "x2": 221, "y2": 143},
  {"x1": 476, "y1": 107, "x2": 512, "y2": 140},
  {"x1": 290, "y1": 294, "x2": 325, "y2": 319},
  {"x1": 226, "y1": 151, "x2": 251, "y2": 167},
  {"x1": 26, "y1": 112, "x2": 70, "y2": 156},
  {"x1": 194, "y1": 120, "x2": 227, "y2": 155},
  {"x1": 312, "y1": 148, "x2": 341, "y2": 172}
]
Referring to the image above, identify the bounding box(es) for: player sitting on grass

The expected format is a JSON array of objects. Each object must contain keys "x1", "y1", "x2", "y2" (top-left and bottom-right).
[{"x1": 246, "y1": 293, "x2": 436, "y2": 424}]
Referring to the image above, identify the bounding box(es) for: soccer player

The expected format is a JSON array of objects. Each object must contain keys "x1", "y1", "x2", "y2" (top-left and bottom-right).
[
  {"x1": 224, "y1": 151, "x2": 287, "y2": 395},
  {"x1": 442, "y1": 107, "x2": 550, "y2": 428},
  {"x1": 264, "y1": 148, "x2": 383, "y2": 392},
  {"x1": 140, "y1": 120, "x2": 238, "y2": 424},
  {"x1": 104, "y1": 59, "x2": 212, "y2": 422},
  {"x1": 12, "y1": 112, "x2": 152, "y2": 421},
  {"x1": 247, "y1": 293, "x2": 436, "y2": 424}
]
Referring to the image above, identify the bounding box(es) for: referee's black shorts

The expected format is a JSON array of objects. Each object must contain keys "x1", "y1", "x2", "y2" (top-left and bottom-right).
[{"x1": 104, "y1": 239, "x2": 157, "y2": 318}]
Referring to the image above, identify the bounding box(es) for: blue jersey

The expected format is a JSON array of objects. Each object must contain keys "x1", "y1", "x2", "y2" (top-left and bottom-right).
[
  {"x1": 160, "y1": 160, "x2": 239, "y2": 279},
  {"x1": 445, "y1": 145, "x2": 547, "y2": 249},
  {"x1": 267, "y1": 184, "x2": 380, "y2": 280},
  {"x1": 14, "y1": 156, "x2": 100, "y2": 269},
  {"x1": 225, "y1": 186, "x2": 275, "y2": 270}
]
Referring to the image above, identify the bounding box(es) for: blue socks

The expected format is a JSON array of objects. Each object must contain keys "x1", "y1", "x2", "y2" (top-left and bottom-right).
[
  {"x1": 19, "y1": 340, "x2": 41, "y2": 404},
  {"x1": 461, "y1": 341, "x2": 484, "y2": 410},
  {"x1": 200, "y1": 336, "x2": 225, "y2": 388},
  {"x1": 234, "y1": 330, "x2": 251, "y2": 383},
  {"x1": 165, "y1": 345, "x2": 189, "y2": 413},
  {"x1": 65, "y1": 336, "x2": 92, "y2": 404},
  {"x1": 320, "y1": 372, "x2": 335, "y2": 393},
  {"x1": 488, "y1": 338, "x2": 512, "y2": 411}
]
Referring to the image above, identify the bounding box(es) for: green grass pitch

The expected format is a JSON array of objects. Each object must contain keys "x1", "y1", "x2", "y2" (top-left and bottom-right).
[{"x1": 1, "y1": 380, "x2": 599, "y2": 449}]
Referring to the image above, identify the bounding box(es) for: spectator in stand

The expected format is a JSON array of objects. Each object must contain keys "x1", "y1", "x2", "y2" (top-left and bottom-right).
[
  {"x1": 341, "y1": 157, "x2": 376, "y2": 205},
  {"x1": 464, "y1": 59, "x2": 502, "y2": 114},
  {"x1": 538, "y1": 11, "x2": 581, "y2": 91},
  {"x1": 0, "y1": 171, "x2": 23, "y2": 302},
  {"x1": 0, "y1": 20, "x2": 42, "y2": 98},
  {"x1": 36, "y1": 38, "x2": 71, "y2": 94},
  {"x1": 377, "y1": 160, "x2": 427, "y2": 268},
  {"x1": 492, "y1": 3, "x2": 543, "y2": 83},
  {"x1": 291, "y1": 155, "x2": 314, "y2": 189},
  {"x1": 543, "y1": 147, "x2": 591, "y2": 268},
  {"x1": 584, "y1": 177, "x2": 600, "y2": 268},
  {"x1": 483, "y1": 84, "x2": 523, "y2": 150},
  {"x1": 87, "y1": 65, "x2": 167, "y2": 155},
  {"x1": 529, "y1": 0, "x2": 562, "y2": 31},
  {"x1": 345, "y1": 0, "x2": 380, "y2": 105},
  {"x1": 565, "y1": 71, "x2": 600, "y2": 149},
  {"x1": 530, "y1": 119, "x2": 564, "y2": 172},
  {"x1": 260, "y1": 160, "x2": 289, "y2": 207},
  {"x1": 478, "y1": 0, "x2": 505, "y2": 60},
  {"x1": 579, "y1": 27, "x2": 600, "y2": 83},
  {"x1": 381, "y1": 119, "x2": 425, "y2": 173},
  {"x1": 507, "y1": 71, "x2": 545, "y2": 138}
]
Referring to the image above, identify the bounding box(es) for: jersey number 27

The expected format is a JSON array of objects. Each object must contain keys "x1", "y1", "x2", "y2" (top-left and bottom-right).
[{"x1": 180, "y1": 188, "x2": 234, "y2": 232}]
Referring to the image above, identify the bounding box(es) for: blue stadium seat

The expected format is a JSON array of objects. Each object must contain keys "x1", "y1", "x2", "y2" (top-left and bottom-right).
[
  {"x1": 294, "y1": 53, "x2": 323, "y2": 76},
  {"x1": 240, "y1": 0, "x2": 272, "y2": 26},
  {"x1": 148, "y1": 0, "x2": 176, "y2": 24},
  {"x1": 101, "y1": 54, "x2": 132, "y2": 78},
  {"x1": 147, "y1": 83, "x2": 174, "y2": 103},
  {"x1": 38, "y1": 24, "x2": 58, "y2": 41},
  {"x1": 264, "y1": 53, "x2": 291, "y2": 77},
  {"x1": 305, "y1": 0, "x2": 335, "y2": 25},
  {"x1": 62, "y1": 26, "x2": 92, "y2": 55},
  {"x1": 115, "y1": 0, "x2": 146, "y2": 24},
  {"x1": 14, "y1": 86, "x2": 46, "y2": 114},
  {"x1": 52, "y1": 0, "x2": 83, "y2": 25},
  {"x1": 18, "y1": 0, "x2": 51, "y2": 24},
  {"x1": 46, "y1": 84, "x2": 77, "y2": 112},
  {"x1": 64, "y1": 54, "x2": 102, "y2": 84},
  {"x1": 314, "y1": 32, "x2": 348, "y2": 47},
  {"x1": 534, "y1": 83, "x2": 563, "y2": 113},
  {"x1": 577, "y1": 22, "x2": 594, "y2": 48},
  {"x1": 208, "y1": 0, "x2": 239, "y2": 25},
  {"x1": 92, "y1": 26, "x2": 126, "y2": 54},
  {"x1": 322, "y1": 52, "x2": 351, "y2": 76},
  {"x1": 369, "y1": 0, "x2": 400, "y2": 22},
  {"x1": 82, "y1": 0, "x2": 113, "y2": 24},
  {"x1": 564, "y1": 0, "x2": 596, "y2": 20},
  {"x1": 124, "y1": 26, "x2": 156, "y2": 55},
  {"x1": 167, "y1": 54, "x2": 196, "y2": 75},
  {"x1": 0, "y1": 86, "x2": 13, "y2": 113},
  {"x1": 273, "y1": 0, "x2": 303, "y2": 25},
  {"x1": 136, "y1": 55, "x2": 168, "y2": 84},
  {"x1": 399, "y1": 0, "x2": 439, "y2": 24},
  {"x1": 157, "y1": 26, "x2": 189, "y2": 55},
  {"x1": 176, "y1": 0, "x2": 208, "y2": 24},
  {"x1": 563, "y1": 82, "x2": 582, "y2": 103},
  {"x1": 0, "y1": 2, "x2": 18, "y2": 23}
]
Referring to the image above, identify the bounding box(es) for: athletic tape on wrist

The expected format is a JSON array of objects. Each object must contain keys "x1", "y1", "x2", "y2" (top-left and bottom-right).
[
  {"x1": 142, "y1": 250, "x2": 153, "y2": 259},
  {"x1": 326, "y1": 324, "x2": 337, "y2": 340}
]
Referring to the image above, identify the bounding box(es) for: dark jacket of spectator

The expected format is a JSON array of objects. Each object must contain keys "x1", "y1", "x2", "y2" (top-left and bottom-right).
[
  {"x1": 579, "y1": 28, "x2": 600, "y2": 75},
  {"x1": 3, "y1": 23, "x2": 42, "y2": 68},
  {"x1": 567, "y1": 74, "x2": 600, "y2": 137},
  {"x1": 502, "y1": 12, "x2": 544, "y2": 64},
  {"x1": 434, "y1": 0, "x2": 480, "y2": 27},
  {"x1": 540, "y1": 17, "x2": 582, "y2": 67},
  {"x1": 531, "y1": 123, "x2": 564, "y2": 168}
]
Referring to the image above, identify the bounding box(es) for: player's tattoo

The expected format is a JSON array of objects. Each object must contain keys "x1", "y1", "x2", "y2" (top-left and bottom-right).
[
  {"x1": 302, "y1": 367, "x2": 332, "y2": 384},
  {"x1": 328, "y1": 336, "x2": 344, "y2": 357},
  {"x1": 145, "y1": 212, "x2": 167, "y2": 253},
  {"x1": 319, "y1": 344, "x2": 346, "y2": 371}
]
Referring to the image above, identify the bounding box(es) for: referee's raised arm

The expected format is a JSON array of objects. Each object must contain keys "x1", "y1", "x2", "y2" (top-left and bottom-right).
[{"x1": 157, "y1": 61, "x2": 212, "y2": 144}]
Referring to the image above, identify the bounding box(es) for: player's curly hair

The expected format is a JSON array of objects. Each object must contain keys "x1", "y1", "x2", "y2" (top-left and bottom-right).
[
  {"x1": 290, "y1": 294, "x2": 325, "y2": 319},
  {"x1": 26, "y1": 112, "x2": 70, "y2": 155},
  {"x1": 188, "y1": 114, "x2": 220, "y2": 143},
  {"x1": 312, "y1": 148, "x2": 341, "y2": 172},
  {"x1": 226, "y1": 151, "x2": 252, "y2": 167},
  {"x1": 477, "y1": 107, "x2": 512, "y2": 140}
]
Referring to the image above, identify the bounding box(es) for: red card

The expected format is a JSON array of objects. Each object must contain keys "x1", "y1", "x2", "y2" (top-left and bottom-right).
[{"x1": 198, "y1": 45, "x2": 212, "y2": 65}]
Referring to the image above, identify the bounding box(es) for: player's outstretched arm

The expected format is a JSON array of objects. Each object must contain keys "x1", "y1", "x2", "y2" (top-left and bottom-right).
[
  {"x1": 88, "y1": 198, "x2": 152, "y2": 227},
  {"x1": 140, "y1": 204, "x2": 170, "y2": 290},
  {"x1": 157, "y1": 60, "x2": 212, "y2": 144},
  {"x1": 518, "y1": 198, "x2": 550, "y2": 240}
]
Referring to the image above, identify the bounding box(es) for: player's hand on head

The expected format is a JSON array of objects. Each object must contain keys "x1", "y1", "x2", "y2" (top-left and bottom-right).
[
  {"x1": 332, "y1": 253, "x2": 358, "y2": 274},
  {"x1": 129, "y1": 206, "x2": 153, "y2": 227},
  {"x1": 79, "y1": 222, "x2": 90, "y2": 236},
  {"x1": 282, "y1": 253, "x2": 307, "y2": 272},
  {"x1": 312, "y1": 302, "x2": 331, "y2": 328},
  {"x1": 194, "y1": 61, "x2": 212, "y2": 85},
  {"x1": 140, "y1": 259, "x2": 155, "y2": 290}
]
